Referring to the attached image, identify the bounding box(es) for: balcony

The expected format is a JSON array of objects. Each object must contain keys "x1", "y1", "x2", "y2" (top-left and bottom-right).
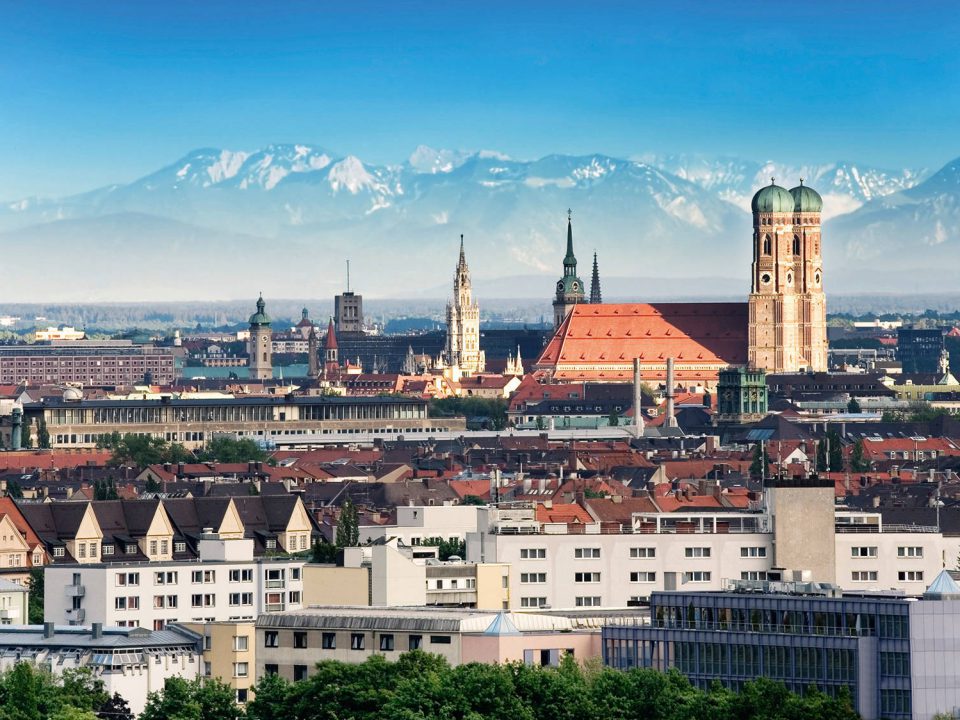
[
  {"x1": 65, "y1": 585, "x2": 85, "y2": 598},
  {"x1": 0, "y1": 609, "x2": 11, "y2": 620},
  {"x1": 265, "y1": 579, "x2": 285, "y2": 589},
  {"x1": 65, "y1": 608, "x2": 85, "y2": 623}
]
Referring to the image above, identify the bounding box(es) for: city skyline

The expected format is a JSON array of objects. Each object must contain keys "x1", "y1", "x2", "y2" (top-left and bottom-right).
[{"x1": 2, "y1": 1, "x2": 958, "y2": 199}]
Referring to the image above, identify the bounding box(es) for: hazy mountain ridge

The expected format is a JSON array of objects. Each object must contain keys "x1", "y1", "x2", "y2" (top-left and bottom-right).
[{"x1": 0, "y1": 146, "x2": 955, "y2": 301}]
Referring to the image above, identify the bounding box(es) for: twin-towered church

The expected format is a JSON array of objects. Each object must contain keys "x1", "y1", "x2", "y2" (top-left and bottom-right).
[{"x1": 443, "y1": 180, "x2": 828, "y2": 386}]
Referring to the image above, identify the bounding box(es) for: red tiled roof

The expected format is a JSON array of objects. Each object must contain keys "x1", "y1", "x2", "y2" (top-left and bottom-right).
[
  {"x1": 0, "y1": 449, "x2": 113, "y2": 471},
  {"x1": 536, "y1": 502, "x2": 593, "y2": 524},
  {"x1": 448, "y1": 479, "x2": 491, "y2": 501},
  {"x1": 535, "y1": 302, "x2": 748, "y2": 383}
]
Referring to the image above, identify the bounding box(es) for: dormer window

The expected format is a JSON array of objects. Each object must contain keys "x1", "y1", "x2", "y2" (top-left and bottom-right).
[
  {"x1": 265, "y1": 539, "x2": 277, "y2": 550},
  {"x1": 125, "y1": 544, "x2": 137, "y2": 555},
  {"x1": 53, "y1": 547, "x2": 65, "y2": 558}
]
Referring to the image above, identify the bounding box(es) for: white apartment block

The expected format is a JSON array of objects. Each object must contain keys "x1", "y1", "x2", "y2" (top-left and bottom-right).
[
  {"x1": 360, "y1": 504, "x2": 480, "y2": 547},
  {"x1": 467, "y1": 499, "x2": 959, "y2": 611},
  {"x1": 44, "y1": 535, "x2": 305, "y2": 629}
]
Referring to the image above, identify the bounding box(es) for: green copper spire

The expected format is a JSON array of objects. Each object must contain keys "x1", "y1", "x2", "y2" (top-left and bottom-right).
[
  {"x1": 564, "y1": 209, "x2": 578, "y2": 276},
  {"x1": 248, "y1": 293, "x2": 272, "y2": 326}
]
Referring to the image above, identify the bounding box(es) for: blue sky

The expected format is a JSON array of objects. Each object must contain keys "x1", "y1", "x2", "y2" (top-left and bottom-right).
[{"x1": 1, "y1": 1, "x2": 958, "y2": 198}]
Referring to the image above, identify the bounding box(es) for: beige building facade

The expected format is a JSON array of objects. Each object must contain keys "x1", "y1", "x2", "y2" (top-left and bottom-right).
[{"x1": 182, "y1": 620, "x2": 256, "y2": 704}]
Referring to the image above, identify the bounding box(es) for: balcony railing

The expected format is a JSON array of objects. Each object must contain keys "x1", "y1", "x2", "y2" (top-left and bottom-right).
[
  {"x1": 65, "y1": 585, "x2": 85, "y2": 597},
  {"x1": 265, "y1": 579, "x2": 285, "y2": 589}
]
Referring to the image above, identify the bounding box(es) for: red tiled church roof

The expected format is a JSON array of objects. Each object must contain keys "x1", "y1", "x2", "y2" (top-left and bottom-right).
[{"x1": 535, "y1": 303, "x2": 748, "y2": 383}]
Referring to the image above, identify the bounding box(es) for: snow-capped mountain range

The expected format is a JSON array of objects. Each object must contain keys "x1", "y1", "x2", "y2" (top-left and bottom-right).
[{"x1": 0, "y1": 145, "x2": 954, "y2": 301}]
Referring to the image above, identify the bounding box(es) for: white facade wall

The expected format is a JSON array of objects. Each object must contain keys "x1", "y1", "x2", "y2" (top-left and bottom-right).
[
  {"x1": 45, "y1": 557, "x2": 305, "y2": 628},
  {"x1": 360, "y1": 505, "x2": 480, "y2": 547},
  {"x1": 469, "y1": 531, "x2": 774, "y2": 609},
  {"x1": 834, "y1": 531, "x2": 956, "y2": 592}
]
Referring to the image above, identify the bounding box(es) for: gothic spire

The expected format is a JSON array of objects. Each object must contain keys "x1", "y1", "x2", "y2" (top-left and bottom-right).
[
  {"x1": 458, "y1": 234, "x2": 466, "y2": 268},
  {"x1": 564, "y1": 210, "x2": 576, "y2": 268},
  {"x1": 590, "y1": 251, "x2": 602, "y2": 304}
]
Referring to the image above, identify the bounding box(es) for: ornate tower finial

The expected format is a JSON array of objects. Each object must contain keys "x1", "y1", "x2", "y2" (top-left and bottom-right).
[
  {"x1": 799, "y1": 177, "x2": 804, "y2": 186},
  {"x1": 770, "y1": 177, "x2": 775, "y2": 185},
  {"x1": 590, "y1": 251, "x2": 602, "y2": 304}
]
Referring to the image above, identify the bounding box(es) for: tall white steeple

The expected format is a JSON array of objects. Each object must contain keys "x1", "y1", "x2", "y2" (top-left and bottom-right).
[{"x1": 443, "y1": 235, "x2": 485, "y2": 375}]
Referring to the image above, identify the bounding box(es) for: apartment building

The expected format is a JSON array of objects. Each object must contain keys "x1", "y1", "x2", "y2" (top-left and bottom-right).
[
  {"x1": 17, "y1": 494, "x2": 316, "y2": 565},
  {"x1": 467, "y1": 479, "x2": 957, "y2": 609},
  {"x1": 0, "y1": 578, "x2": 29, "y2": 624},
  {"x1": 0, "y1": 623, "x2": 200, "y2": 716},
  {"x1": 256, "y1": 607, "x2": 602, "y2": 680},
  {"x1": 44, "y1": 535, "x2": 305, "y2": 628},
  {"x1": 0, "y1": 340, "x2": 175, "y2": 385},
  {"x1": 181, "y1": 620, "x2": 256, "y2": 704}
]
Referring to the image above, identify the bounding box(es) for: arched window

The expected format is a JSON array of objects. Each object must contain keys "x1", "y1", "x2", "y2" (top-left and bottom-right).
[
  {"x1": 762, "y1": 235, "x2": 771, "y2": 254},
  {"x1": 793, "y1": 235, "x2": 801, "y2": 255}
]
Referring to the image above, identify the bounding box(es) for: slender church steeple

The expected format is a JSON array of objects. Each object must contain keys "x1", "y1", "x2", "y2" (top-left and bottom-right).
[
  {"x1": 443, "y1": 235, "x2": 485, "y2": 375},
  {"x1": 553, "y1": 210, "x2": 585, "y2": 328},
  {"x1": 590, "y1": 251, "x2": 602, "y2": 304}
]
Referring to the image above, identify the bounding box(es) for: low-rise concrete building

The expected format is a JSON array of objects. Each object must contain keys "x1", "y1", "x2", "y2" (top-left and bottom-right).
[
  {"x1": 181, "y1": 620, "x2": 256, "y2": 704},
  {"x1": 256, "y1": 606, "x2": 602, "y2": 680},
  {"x1": 0, "y1": 578, "x2": 29, "y2": 624},
  {"x1": 0, "y1": 622, "x2": 200, "y2": 715}
]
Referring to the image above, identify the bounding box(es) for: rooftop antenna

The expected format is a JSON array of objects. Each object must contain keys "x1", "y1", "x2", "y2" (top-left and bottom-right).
[{"x1": 346, "y1": 260, "x2": 351, "y2": 293}]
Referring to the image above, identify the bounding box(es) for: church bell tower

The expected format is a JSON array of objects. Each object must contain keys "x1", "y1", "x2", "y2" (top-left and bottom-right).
[{"x1": 553, "y1": 210, "x2": 585, "y2": 328}]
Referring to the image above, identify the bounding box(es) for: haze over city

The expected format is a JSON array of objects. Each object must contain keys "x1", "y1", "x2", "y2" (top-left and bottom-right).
[{"x1": 1, "y1": 6, "x2": 960, "y2": 720}]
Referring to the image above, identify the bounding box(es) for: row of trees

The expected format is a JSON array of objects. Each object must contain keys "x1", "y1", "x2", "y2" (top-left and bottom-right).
[
  {"x1": 95, "y1": 433, "x2": 268, "y2": 469},
  {"x1": 240, "y1": 652, "x2": 859, "y2": 720},
  {"x1": 748, "y1": 433, "x2": 873, "y2": 478},
  {"x1": 0, "y1": 652, "x2": 862, "y2": 720}
]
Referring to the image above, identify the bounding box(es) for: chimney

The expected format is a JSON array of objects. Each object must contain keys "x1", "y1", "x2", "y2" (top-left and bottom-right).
[
  {"x1": 43, "y1": 622, "x2": 55, "y2": 639},
  {"x1": 665, "y1": 357, "x2": 678, "y2": 428},
  {"x1": 633, "y1": 359, "x2": 644, "y2": 438},
  {"x1": 91, "y1": 623, "x2": 103, "y2": 639}
]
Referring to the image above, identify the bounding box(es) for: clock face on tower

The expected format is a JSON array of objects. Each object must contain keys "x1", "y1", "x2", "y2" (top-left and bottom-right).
[
  {"x1": 760, "y1": 273, "x2": 772, "y2": 285},
  {"x1": 556, "y1": 281, "x2": 564, "y2": 292},
  {"x1": 572, "y1": 281, "x2": 579, "y2": 291}
]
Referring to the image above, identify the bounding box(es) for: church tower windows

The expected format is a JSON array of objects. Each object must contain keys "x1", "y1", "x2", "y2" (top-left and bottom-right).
[
  {"x1": 442, "y1": 236, "x2": 485, "y2": 376},
  {"x1": 553, "y1": 210, "x2": 586, "y2": 328}
]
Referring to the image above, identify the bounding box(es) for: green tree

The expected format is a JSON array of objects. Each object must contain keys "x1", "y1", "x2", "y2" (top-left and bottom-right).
[
  {"x1": 846, "y1": 397, "x2": 861, "y2": 414},
  {"x1": 58, "y1": 668, "x2": 108, "y2": 712},
  {"x1": 422, "y1": 536, "x2": 466, "y2": 560},
  {"x1": 849, "y1": 439, "x2": 870, "y2": 472},
  {"x1": 144, "y1": 477, "x2": 162, "y2": 493},
  {"x1": 195, "y1": 437, "x2": 267, "y2": 464},
  {"x1": 95, "y1": 693, "x2": 133, "y2": 720},
  {"x1": 608, "y1": 409, "x2": 619, "y2": 427},
  {"x1": 311, "y1": 541, "x2": 339, "y2": 564},
  {"x1": 36, "y1": 420, "x2": 51, "y2": 449},
  {"x1": 27, "y1": 567, "x2": 44, "y2": 624},
  {"x1": 246, "y1": 674, "x2": 293, "y2": 720},
  {"x1": 21, "y1": 418, "x2": 32, "y2": 449},
  {"x1": 139, "y1": 677, "x2": 201, "y2": 720},
  {"x1": 93, "y1": 480, "x2": 119, "y2": 501},
  {"x1": 429, "y1": 397, "x2": 508, "y2": 430},
  {"x1": 5, "y1": 481, "x2": 23, "y2": 499},
  {"x1": 336, "y1": 498, "x2": 360, "y2": 548},
  {"x1": 816, "y1": 429, "x2": 844, "y2": 472},
  {"x1": 749, "y1": 443, "x2": 772, "y2": 479}
]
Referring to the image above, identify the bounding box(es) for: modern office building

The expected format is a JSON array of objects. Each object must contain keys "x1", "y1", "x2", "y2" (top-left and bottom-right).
[
  {"x1": 898, "y1": 327, "x2": 948, "y2": 375},
  {"x1": 0, "y1": 340, "x2": 175, "y2": 385},
  {"x1": 603, "y1": 573, "x2": 960, "y2": 720},
  {"x1": 24, "y1": 393, "x2": 463, "y2": 449}
]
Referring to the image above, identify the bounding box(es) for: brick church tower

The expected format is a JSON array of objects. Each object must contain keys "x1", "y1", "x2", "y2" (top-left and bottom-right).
[{"x1": 748, "y1": 180, "x2": 827, "y2": 373}]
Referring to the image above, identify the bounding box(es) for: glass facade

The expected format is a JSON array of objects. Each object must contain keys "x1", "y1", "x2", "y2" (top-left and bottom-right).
[{"x1": 603, "y1": 591, "x2": 915, "y2": 720}]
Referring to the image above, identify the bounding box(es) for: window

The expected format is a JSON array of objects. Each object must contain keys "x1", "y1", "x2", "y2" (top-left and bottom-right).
[
  {"x1": 167, "y1": 595, "x2": 177, "y2": 608},
  {"x1": 350, "y1": 633, "x2": 365, "y2": 650},
  {"x1": 630, "y1": 547, "x2": 655, "y2": 558},
  {"x1": 78, "y1": 544, "x2": 86, "y2": 559},
  {"x1": 191, "y1": 594, "x2": 203, "y2": 608},
  {"x1": 740, "y1": 571, "x2": 767, "y2": 581},
  {"x1": 233, "y1": 662, "x2": 249, "y2": 678},
  {"x1": 762, "y1": 235, "x2": 771, "y2": 254},
  {"x1": 293, "y1": 665, "x2": 308, "y2": 682},
  {"x1": 630, "y1": 571, "x2": 656, "y2": 583},
  {"x1": 294, "y1": 632, "x2": 308, "y2": 649},
  {"x1": 229, "y1": 569, "x2": 254, "y2": 583},
  {"x1": 408, "y1": 635, "x2": 422, "y2": 651},
  {"x1": 574, "y1": 572, "x2": 600, "y2": 583},
  {"x1": 852, "y1": 571, "x2": 878, "y2": 582},
  {"x1": 150, "y1": 540, "x2": 157, "y2": 556},
  {"x1": 102, "y1": 544, "x2": 114, "y2": 556},
  {"x1": 897, "y1": 546, "x2": 923, "y2": 558},
  {"x1": 161, "y1": 540, "x2": 168, "y2": 555},
  {"x1": 792, "y1": 236, "x2": 801, "y2": 255},
  {"x1": 53, "y1": 547, "x2": 65, "y2": 558},
  {"x1": 574, "y1": 548, "x2": 600, "y2": 559},
  {"x1": 851, "y1": 546, "x2": 878, "y2": 558},
  {"x1": 575, "y1": 596, "x2": 601, "y2": 607},
  {"x1": 237, "y1": 689, "x2": 248, "y2": 704},
  {"x1": 289, "y1": 591, "x2": 301, "y2": 604},
  {"x1": 292, "y1": 567, "x2": 301, "y2": 581},
  {"x1": 89, "y1": 542, "x2": 97, "y2": 557},
  {"x1": 115, "y1": 597, "x2": 127, "y2": 610},
  {"x1": 683, "y1": 571, "x2": 711, "y2": 583},
  {"x1": 898, "y1": 571, "x2": 924, "y2": 582},
  {"x1": 264, "y1": 664, "x2": 278, "y2": 676},
  {"x1": 520, "y1": 597, "x2": 547, "y2": 608},
  {"x1": 322, "y1": 632, "x2": 336, "y2": 649},
  {"x1": 684, "y1": 547, "x2": 710, "y2": 558},
  {"x1": 125, "y1": 544, "x2": 137, "y2": 555},
  {"x1": 430, "y1": 635, "x2": 452, "y2": 645},
  {"x1": 115, "y1": 572, "x2": 139, "y2": 586},
  {"x1": 234, "y1": 636, "x2": 248, "y2": 652},
  {"x1": 174, "y1": 541, "x2": 186, "y2": 553},
  {"x1": 520, "y1": 548, "x2": 546, "y2": 559},
  {"x1": 740, "y1": 547, "x2": 767, "y2": 558},
  {"x1": 155, "y1": 571, "x2": 177, "y2": 585},
  {"x1": 520, "y1": 573, "x2": 546, "y2": 584},
  {"x1": 264, "y1": 631, "x2": 279, "y2": 648},
  {"x1": 380, "y1": 634, "x2": 395, "y2": 651}
]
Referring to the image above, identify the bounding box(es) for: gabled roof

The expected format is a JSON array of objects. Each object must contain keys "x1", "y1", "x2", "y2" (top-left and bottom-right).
[{"x1": 536, "y1": 302, "x2": 748, "y2": 382}]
